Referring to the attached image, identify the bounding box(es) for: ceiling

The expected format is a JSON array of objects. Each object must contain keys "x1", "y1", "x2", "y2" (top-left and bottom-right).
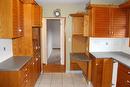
[{"x1": 36, "y1": 0, "x2": 90, "y2": 5}]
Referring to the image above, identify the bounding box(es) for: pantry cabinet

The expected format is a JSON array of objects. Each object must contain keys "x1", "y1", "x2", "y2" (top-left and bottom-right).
[
  {"x1": 0, "y1": 0, "x2": 24, "y2": 38},
  {"x1": 86, "y1": 5, "x2": 128, "y2": 38},
  {"x1": 13, "y1": 3, "x2": 42, "y2": 87}
]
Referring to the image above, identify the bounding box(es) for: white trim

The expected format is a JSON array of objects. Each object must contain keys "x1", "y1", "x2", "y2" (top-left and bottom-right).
[
  {"x1": 41, "y1": 17, "x2": 65, "y2": 65},
  {"x1": 66, "y1": 70, "x2": 82, "y2": 74}
]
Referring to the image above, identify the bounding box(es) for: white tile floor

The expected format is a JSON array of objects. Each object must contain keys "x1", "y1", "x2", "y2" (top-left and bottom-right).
[{"x1": 35, "y1": 73, "x2": 93, "y2": 87}]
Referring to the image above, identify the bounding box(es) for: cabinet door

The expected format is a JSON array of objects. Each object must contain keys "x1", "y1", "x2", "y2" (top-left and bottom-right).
[
  {"x1": 92, "y1": 7, "x2": 110, "y2": 37},
  {"x1": 32, "y1": 4, "x2": 42, "y2": 27},
  {"x1": 111, "y1": 8, "x2": 128, "y2": 37},
  {"x1": 17, "y1": 0, "x2": 24, "y2": 37},
  {"x1": 116, "y1": 63, "x2": 130, "y2": 87},
  {"x1": 72, "y1": 17, "x2": 84, "y2": 35},
  {"x1": 84, "y1": 15, "x2": 89, "y2": 37},
  {"x1": 0, "y1": 0, "x2": 23, "y2": 38},
  {"x1": 116, "y1": 64, "x2": 128, "y2": 87},
  {"x1": 91, "y1": 59, "x2": 103, "y2": 87},
  {"x1": 102, "y1": 59, "x2": 113, "y2": 87}
]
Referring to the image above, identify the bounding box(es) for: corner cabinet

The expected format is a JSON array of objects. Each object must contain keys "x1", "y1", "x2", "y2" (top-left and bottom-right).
[
  {"x1": 116, "y1": 63, "x2": 130, "y2": 87},
  {"x1": 0, "y1": 0, "x2": 24, "y2": 38},
  {"x1": 86, "y1": 5, "x2": 128, "y2": 38}
]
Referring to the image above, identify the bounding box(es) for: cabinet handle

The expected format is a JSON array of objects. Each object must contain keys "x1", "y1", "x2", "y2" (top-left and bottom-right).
[
  {"x1": 127, "y1": 80, "x2": 130, "y2": 84},
  {"x1": 25, "y1": 68, "x2": 27, "y2": 71},
  {"x1": 36, "y1": 58, "x2": 38, "y2": 61},
  {"x1": 26, "y1": 74, "x2": 28, "y2": 77},
  {"x1": 25, "y1": 80, "x2": 28, "y2": 83},
  {"x1": 18, "y1": 29, "x2": 22, "y2": 32},
  {"x1": 111, "y1": 32, "x2": 114, "y2": 35},
  {"x1": 36, "y1": 46, "x2": 38, "y2": 49},
  {"x1": 128, "y1": 72, "x2": 130, "y2": 75},
  {"x1": 96, "y1": 64, "x2": 99, "y2": 66}
]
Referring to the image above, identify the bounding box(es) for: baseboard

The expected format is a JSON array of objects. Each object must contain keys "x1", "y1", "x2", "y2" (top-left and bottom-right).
[{"x1": 43, "y1": 64, "x2": 65, "y2": 73}]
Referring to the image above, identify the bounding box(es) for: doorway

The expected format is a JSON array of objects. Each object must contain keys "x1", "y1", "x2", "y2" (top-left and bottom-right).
[{"x1": 41, "y1": 17, "x2": 66, "y2": 72}]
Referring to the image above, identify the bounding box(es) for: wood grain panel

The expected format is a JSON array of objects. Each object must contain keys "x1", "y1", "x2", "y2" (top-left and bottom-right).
[
  {"x1": 92, "y1": 7, "x2": 110, "y2": 37},
  {"x1": 32, "y1": 4, "x2": 42, "y2": 27},
  {"x1": 72, "y1": 35, "x2": 86, "y2": 53},
  {"x1": 102, "y1": 59, "x2": 113, "y2": 87},
  {"x1": 111, "y1": 8, "x2": 128, "y2": 37},
  {"x1": 0, "y1": 0, "x2": 13, "y2": 38},
  {"x1": 84, "y1": 15, "x2": 90, "y2": 37},
  {"x1": 13, "y1": 4, "x2": 33, "y2": 56},
  {"x1": 72, "y1": 17, "x2": 84, "y2": 35}
]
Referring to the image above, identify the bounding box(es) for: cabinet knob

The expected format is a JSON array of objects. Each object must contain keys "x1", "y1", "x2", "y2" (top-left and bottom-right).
[
  {"x1": 25, "y1": 80, "x2": 28, "y2": 83},
  {"x1": 111, "y1": 32, "x2": 114, "y2": 35},
  {"x1": 36, "y1": 58, "x2": 38, "y2": 61},
  {"x1": 33, "y1": 63, "x2": 35, "y2": 65},
  {"x1": 96, "y1": 64, "x2": 99, "y2": 66},
  {"x1": 25, "y1": 68, "x2": 27, "y2": 71},
  {"x1": 36, "y1": 46, "x2": 38, "y2": 49},
  {"x1": 18, "y1": 29, "x2": 22, "y2": 32},
  {"x1": 128, "y1": 72, "x2": 130, "y2": 75},
  {"x1": 25, "y1": 74, "x2": 28, "y2": 77},
  {"x1": 127, "y1": 80, "x2": 130, "y2": 84}
]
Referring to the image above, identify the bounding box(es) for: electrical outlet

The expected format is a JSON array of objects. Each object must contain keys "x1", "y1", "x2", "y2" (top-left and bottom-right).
[
  {"x1": 3, "y1": 47, "x2": 6, "y2": 51},
  {"x1": 106, "y1": 42, "x2": 109, "y2": 45}
]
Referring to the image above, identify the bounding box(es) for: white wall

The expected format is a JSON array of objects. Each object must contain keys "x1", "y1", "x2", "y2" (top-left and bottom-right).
[
  {"x1": 0, "y1": 39, "x2": 13, "y2": 62},
  {"x1": 49, "y1": 19, "x2": 60, "y2": 48},
  {"x1": 47, "y1": 19, "x2": 60, "y2": 58},
  {"x1": 89, "y1": 38, "x2": 123, "y2": 52}
]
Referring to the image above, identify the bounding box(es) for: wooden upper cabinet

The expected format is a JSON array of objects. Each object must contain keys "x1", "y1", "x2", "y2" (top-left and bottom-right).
[
  {"x1": 70, "y1": 13, "x2": 84, "y2": 35},
  {"x1": 111, "y1": 8, "x2": 127, "y2": 37},
  {"x1": 72, "y1": 17, "x2": 84, "y2": 35},
  {"x1": 91, "y1": 7, "x2": 110, "y2": 37},
  {"x1": 87, "y1": 6, "x2": 128, "y2": 38},
  {"x1": 32, "y1": 4, "x2": 42, "y2": 27},
  {"x1": 0, "y1": 0, "x2": 23, "y2": 38}
]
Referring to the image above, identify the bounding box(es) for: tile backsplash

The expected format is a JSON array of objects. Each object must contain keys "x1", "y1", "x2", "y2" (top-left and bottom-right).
[
  {"x1": 89, "y1": 38, "x2": 123, "y2": 52},
  {"x1": 0, "y1": 39, "x2": 13, "y2": 62}
]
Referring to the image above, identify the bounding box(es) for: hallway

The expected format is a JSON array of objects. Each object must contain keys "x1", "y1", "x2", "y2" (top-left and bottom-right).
[
  {"x1": 35, "y1": 73, "x2": 92, "y2": 87},
  {"x1": 47, "y1": 48, "x2": 61, "y2": 64}
]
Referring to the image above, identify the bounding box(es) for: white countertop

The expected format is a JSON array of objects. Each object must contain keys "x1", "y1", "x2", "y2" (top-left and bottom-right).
[{"x1": 90, "y1": 52, "x2": 130, "y2": 67}]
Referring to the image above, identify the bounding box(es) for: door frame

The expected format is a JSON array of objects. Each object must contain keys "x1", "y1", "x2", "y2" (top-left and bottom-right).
[{"x1": 41, "y1": 17, "x2": 66, "y2": 72}]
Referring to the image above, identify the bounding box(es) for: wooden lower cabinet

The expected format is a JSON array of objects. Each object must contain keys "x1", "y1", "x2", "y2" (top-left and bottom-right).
[
  {"x1": 116, "y1": 63, "x2": 130, "y2": 87},
  {"x1": 0, "y1": 59, "x2": 41, "y2": 87},
  {"x1": 91, "y1": 58, "x2": 113, "y2": 87}
]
